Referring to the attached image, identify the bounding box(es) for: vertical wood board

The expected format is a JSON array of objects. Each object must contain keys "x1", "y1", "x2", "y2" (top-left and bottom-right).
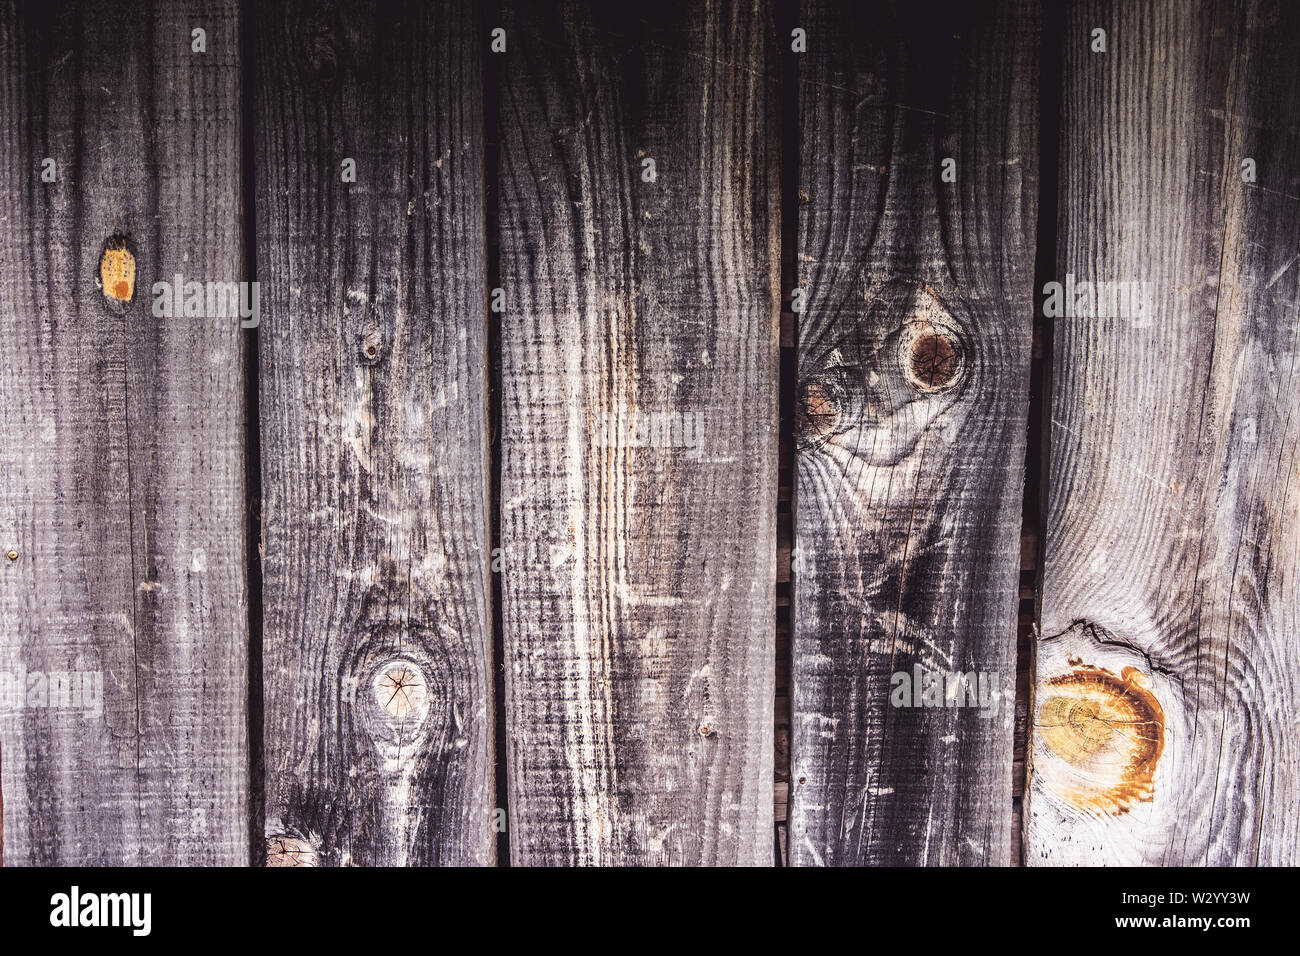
[
  {"x1": 254, "y1": 0, "x2": 494, "y2": 866},
  {"x1": 497, "y1": 0, "x2": 781, "y2": 865},
  {"x1": 791, "y1": 0, "x2": 1040, "y2": 865},
  {"x1": 0, "y1": 0, "x2": 249, "y2": 865},
  {"x1": 1028, "y1": 0, "x2": 1300, "y2": 866}
]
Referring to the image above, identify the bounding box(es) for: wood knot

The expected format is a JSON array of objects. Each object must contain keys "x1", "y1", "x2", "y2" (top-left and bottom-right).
[
  {"x1": 99, "y1": 235, "x2": 136, "y2": 306},
  {"x1": 909, "y1": 332, "x2": 959, "y2": 388},
  {"x1": 799, "y1": 382, "x2": 839, "y2": 435},
  {"x1": 374, "y1": 661, "x2": 427, "y2": 721},
  {"x1": 797, "y1": 371, "x2": 847, "y2": 452},
  {"x1": 5, "y1": 550, "x2": 17, "y2": 561},
  {"x1": 1036, "y1": 663, "x2": 1165, "y2": 815},
  {"x1": 898, "y1": 287, "x2": 966, "y2": 393},
  {"x1": 358, "y1": 325, "x2": 385, "y2": 365},
  {"x1": 265, "y1": 834, "x2": 319, "y2": 867},
  {"x1": 348, "y1": 617, "x2": 450, "y2": 759}
]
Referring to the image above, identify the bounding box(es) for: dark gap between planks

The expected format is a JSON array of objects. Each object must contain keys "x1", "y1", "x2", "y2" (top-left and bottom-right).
[
  {"x1": 774, "y1": 0, "x2": 800, "y2": 867},
  {"x1": 1014, "y1": 0, "x2": 1066, "y2": 868},
  {"x1": 483, "y1": 14, "x2": 510, "y2": 868},
  {"x1": 240, "y1": 3, "x2": 266, "y2": 868}
]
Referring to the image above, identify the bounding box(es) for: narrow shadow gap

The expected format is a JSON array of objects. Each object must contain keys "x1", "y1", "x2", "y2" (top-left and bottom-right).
[
  {"x1": 239, "y1": 0, "x2": 266, "y2": 868},
  {"x1": 483, "y1": 23, "x2": 509, "y2": 869},
  {"x1": 774, "y1": 0, "x2": 800, "y2": 868},
  {"x1": 1016, "y1": 0, "x2": 1065, "y2": 868}
]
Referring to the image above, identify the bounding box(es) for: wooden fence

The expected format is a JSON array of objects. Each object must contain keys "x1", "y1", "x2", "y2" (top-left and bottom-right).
[{"x1": 0, "y1": 0, "x2": 1296, "y2": 866}]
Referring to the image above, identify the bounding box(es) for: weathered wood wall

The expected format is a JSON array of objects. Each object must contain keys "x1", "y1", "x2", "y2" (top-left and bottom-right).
[
  {"x1": 1026, "y1": 0, "x2": 1300, "y2": 866},
  {"x1": 0, "y1": 0, "x2": 1296, "y2": 868},
  {"x1": 0, "y1": 0, "x2": 249, "y2": 864}
]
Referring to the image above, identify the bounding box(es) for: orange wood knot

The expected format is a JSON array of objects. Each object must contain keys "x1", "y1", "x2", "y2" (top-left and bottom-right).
[
  {"x1": 99, "y1": 236, "x2": 135, "y2": 303},
  {"x1": 265, "y1": 835, "x2": 319, "y2": 867},
  {"x1": 5, "y1": 550, "x2": 16, "y2": 561},
  {"x1": 1037, "y1": 663, "x2": 1165, "y2": 815},
  {"x1": 374, "y1": 661, "x2": 427, "y2": 721}
]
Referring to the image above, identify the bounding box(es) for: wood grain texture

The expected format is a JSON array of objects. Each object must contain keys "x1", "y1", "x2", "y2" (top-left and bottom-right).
[
  {"x1": 496, "y1": 0, "x2": 780, "y2": 865},
  {"x1": 0, "y1": 0, "x2": 249, "y2": 864},
  {"x1": 253, "y1": 0, "x2": 493, "y2": 866},
  {"x1": 1027, "y1": 0, "x2": 1300, "y2": 865},
  {"x1": 790, "y1": 0, "x2": 1039, "y2": 865}
]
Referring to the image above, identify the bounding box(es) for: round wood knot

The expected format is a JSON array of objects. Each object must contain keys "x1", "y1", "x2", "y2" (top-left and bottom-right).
[
  {"x1": 358, "y1": 325, "x2": 384, "y2": 365},
  {"x1": 800, "y1": 382, "x2": 839, "y2": 433},
  {"x1": 797, "y1": 374, "x2": 847, "y2": 452},
  {"x1": 99, "y1": 236, "x2": 136, "y2": 306},
  {"x1": 1036, "y1": 663, "x2": 1165, "y2": 815},
  {"x1": 5, "y1": 550, "x2": 17, "y2": 561},
  {"x1": 907, "y1": 331, "x2": 960, "y2": 389},
  {"x1": 896, "y1": 287, "x2": 966, "y2": 393},
  {"x1": 266, "y1": 834, "x2": 319, "y2": 867},
  {"x1": 374, "y1": 661, "x2": 428, "y2": 720}
]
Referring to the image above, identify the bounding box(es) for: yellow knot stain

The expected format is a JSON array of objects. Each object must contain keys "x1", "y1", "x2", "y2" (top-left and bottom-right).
[
  {"x1": 99, "y1": 238, "x2": 135, "y2": 303},
  {"x1": 1037, "y1": 663, "x2": 1165, "y2": 815}
]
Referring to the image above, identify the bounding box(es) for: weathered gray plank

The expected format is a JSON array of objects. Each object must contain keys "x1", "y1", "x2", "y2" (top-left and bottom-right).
[
  {"x1": 0, "y1": 0, "x2": 249, "y2": 864},
  {"x1": 253, "y1": 0, "x2": 494, "y2": 866},
  {"x1": 1027, "y1": 0, "x2": 1300, "y2": 865},
  {"x1": 790, "y1": 0, "x2": 1039, "y2": 865},
  {"x1": 496, "y1": 0, "x2": 780, "y2": 865}
]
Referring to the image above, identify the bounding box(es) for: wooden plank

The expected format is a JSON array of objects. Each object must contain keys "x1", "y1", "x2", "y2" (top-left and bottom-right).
[
  {"x1": 496, "y1": 0, "x2": 780, "y2": 865},
  {"x1": 1027, "y1": 0, "x2": 1300, "y2": 865},
  {"x1": 0, "y1": 0, "x2": 248, "y2": 864},
  {"x1": 790, "y1": 0, "x2": 1039, "y2": 865},
  {"x1": 253, "y1": 0, "x2": 493, "y2": 866}
]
